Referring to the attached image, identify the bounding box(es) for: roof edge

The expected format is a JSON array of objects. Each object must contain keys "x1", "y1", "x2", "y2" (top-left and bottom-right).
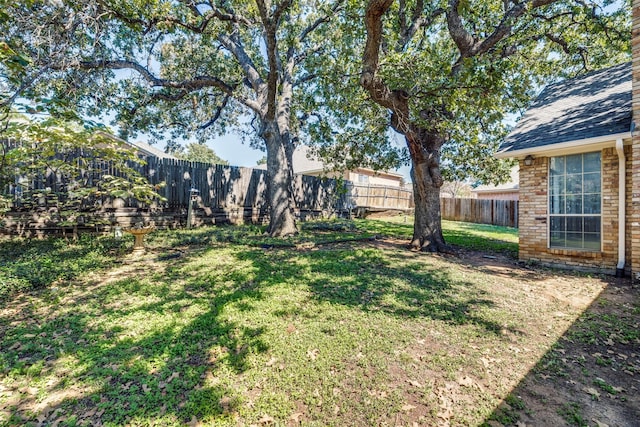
[
  {"x1": 471, "y1": 188, "x2": 519, "y2": 193},
  {"x1": 495, "y1": 132, "x2": 631, "y2": 159}
]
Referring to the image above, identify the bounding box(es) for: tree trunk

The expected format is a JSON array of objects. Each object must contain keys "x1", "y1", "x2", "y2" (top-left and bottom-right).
[
  {"x1": 261, "y1": 119, "x2": 298, "y2": 237},
  {"x1": 405, "y1": 129, "x2": 449, "y2": 252}
]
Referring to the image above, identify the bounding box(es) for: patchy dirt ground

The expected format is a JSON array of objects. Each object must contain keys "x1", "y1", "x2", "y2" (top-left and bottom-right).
[
  {"x1": 503, "y1": 276, "x2": 640, "y2": 427},
  {"x1": 453, "y1": 246, "x2": 640, "y2": 427},
  {"x1": 371, "y1": 238, "x2": 640, "y2": 427}
]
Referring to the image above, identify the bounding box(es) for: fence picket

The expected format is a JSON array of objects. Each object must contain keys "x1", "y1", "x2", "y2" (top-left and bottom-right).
[{"x1": 3, "y1": 152, "x2": 518, "y2": 233}]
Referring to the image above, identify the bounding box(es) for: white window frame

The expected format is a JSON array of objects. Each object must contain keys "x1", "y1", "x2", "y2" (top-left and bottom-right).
[
  {"x1": 547, "y1": 151, "x2": 602, "y2": 251},
  {"x1": 358, "y1": 174, "x2": 369, "y2": 184}
]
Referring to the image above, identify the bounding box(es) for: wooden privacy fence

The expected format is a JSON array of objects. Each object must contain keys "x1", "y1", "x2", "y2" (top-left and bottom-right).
[
  {"x1": 3, "y1": 151, "x2": 518, "y2": 233},
  {"x1": 2, "y1": 156, "x2": 352, "y2": 234},
  {"x1": 440, "y1": 198, "x2": 519, "y2": 228},
  {"x1": 344, "y1": 182, "x2": 414, "y2": 212}
]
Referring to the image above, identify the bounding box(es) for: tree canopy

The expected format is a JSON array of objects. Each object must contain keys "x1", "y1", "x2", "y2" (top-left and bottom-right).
[
  {"x1": 0, "y1": 0, "x2": 348, "y2": 236},
  {"x1": 0, "y1": 0, "x2": 630, "y2": 243},
  {"x1": 353, "y1": 0, "x2": 628, "y2": 250},
  {"x1": 174, "y1": 142, "x2": 229, "y2": 165}
]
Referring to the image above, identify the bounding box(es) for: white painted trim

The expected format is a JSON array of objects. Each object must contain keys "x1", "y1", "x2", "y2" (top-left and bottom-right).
[
  {"x1": 615, "y1": 139, "x2": 626, "y2": 272},
  {"x1": 495, "y1": 132, "x2": 632, "y2": 159},
  {"x1": 471, "y1": 188, "x2": 519, "y2": 194}
]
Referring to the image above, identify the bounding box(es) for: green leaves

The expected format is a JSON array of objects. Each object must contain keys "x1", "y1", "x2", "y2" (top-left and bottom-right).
[
  {"x1": 1, "y1": 117, "x2": 164, "y2": 225},
  {"x1": 173, "y1": 143, "x2": 229, "y2": 165}
]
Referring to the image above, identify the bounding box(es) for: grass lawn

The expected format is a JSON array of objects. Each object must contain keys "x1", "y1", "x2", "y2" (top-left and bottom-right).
[{"x1": 0, "y1": 219, "x2": 632, "y2": 426}]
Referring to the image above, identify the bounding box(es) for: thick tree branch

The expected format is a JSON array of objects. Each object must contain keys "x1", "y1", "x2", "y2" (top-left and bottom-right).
[
  {"x1": 256, "y1": 0, "x2": 291, "y2": 120},
  {"x1": 218, "y1": 29, "x2": 266, "y2": 102},
  {"x1": 59, "y1": 58, "x2": 261, "y2": 113},
  {"x1": 397, "y1": 0, "x2": 445, "y2": 52},
  {"x1": 73, "y1": 60, "x2": 234, "y2": 93},
  {"x1": 199, "y1": 94, "x2": 231, "y2": 130},
  {"x1": 446, "y1": 0, "x2": 476, "y2": 54},
  {"x1": 361, "y1": 0, "x2": 396, "y2": 110},
  {"x1": 448, "y1": 0, "x2": 559, "y2": 64},
  {"x1": 361, "y1": 0, "x2": 415, "y2": 138}
]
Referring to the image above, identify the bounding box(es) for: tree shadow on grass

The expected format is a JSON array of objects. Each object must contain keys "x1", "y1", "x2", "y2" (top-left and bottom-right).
[
  {"x1": 483, "y1": 276, "x2": 640, "y2": 427},
  {"x1": 0, "y1": 247, "x2": 269, "y2": 426},
  {"x1": 232, "y1": 245, "x2": 509, "y2": 335},
  {"x1": 2, "y1": 237, "x2": 519, "y2": 426}
]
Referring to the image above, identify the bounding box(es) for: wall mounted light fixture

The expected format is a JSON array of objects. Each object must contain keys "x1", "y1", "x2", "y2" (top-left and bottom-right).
[{"x1": 523, "y1": 155, "x2": 534, "y2": 166}]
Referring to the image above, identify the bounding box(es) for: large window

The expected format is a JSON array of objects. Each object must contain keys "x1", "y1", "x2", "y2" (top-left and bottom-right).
[{"x1": 549, "y1": 152, "x2": 601, "y2": 250}]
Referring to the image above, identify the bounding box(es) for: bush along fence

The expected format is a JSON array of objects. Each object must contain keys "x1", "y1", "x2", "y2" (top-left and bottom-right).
[
  {"x1": 1, "y1": 157, "x2": 357, "y2": 236},
  {"x1": 440, "y1": 197, "x2": 519, "y2": 228}
]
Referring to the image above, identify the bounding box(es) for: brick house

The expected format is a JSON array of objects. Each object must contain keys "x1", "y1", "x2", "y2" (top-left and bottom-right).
[
  {"x1": 496, "y1": 60, "x2": 640, "y2": 278},
  {"x1": 470, "y1": 166, "x2": 519, "y2": 201},
  {"x1": 290, "y1": 145, "x2": 405, "y2": 188}
]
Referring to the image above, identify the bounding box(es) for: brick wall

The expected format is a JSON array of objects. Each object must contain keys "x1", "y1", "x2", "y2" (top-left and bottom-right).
[
  {"x1": 518, "y1": 148, "x2": 623, "y2": 273},
  {"x1": 632, "y1": 0, "x2": 640, "y2": 281}
]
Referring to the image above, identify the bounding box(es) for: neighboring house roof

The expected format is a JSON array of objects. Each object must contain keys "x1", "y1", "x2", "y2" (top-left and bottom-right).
[
  {"x1": 291, "y1": 145, "x2": 404, "y2": 180},
  {"x1": 126, "y1": 139, "x2": 177, "y2": 160},
  {"x1": 497, "y1": 62, "x2": 631, "y2": 157},
  {"x1": 471, "y1": 166, "x2": 519, "y2": 194},
  {"x1": 97, "y1": 131, "x2": 176, "y2": 160},
  {"x1": 292, "y1": 145, "x2": 326, "y2": 175}
]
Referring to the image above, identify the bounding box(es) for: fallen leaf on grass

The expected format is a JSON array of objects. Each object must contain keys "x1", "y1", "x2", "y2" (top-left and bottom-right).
[
  {"x1": 593, "y1": 420, "x2": 609, "y2": 427},
  {"x1": 219, "y1": 396, "x2": 234, "y2": 413},
  {"x1": 401, "y1": 404, "x2": 416, "y2": 411},
  {"x1": 167, "y1": 372, "x2": 180, "y2": 383},
  {"x1": 408, "y1": 380, "x2": 423, "y2": 388},
  {"x1": 142, "y1": 383, "x2": 151, "y2": 393},
  {"x1": 187, "y1": 415, "x2": 202, "y2": 427},
  {"x1": 583, "y1": 387, "x2": 601, "y2": 400},
  {"x1": 265, "y1": 357, "x2": 277, "y2": 367},
  {"x1": 289, "y1": 412, "x2": 303, "y2": 423},
  {"x1": 457, "y1": 376, "x2": 475, "y2": 387},
  {"x1": 81, "y1": 408, "x2": 96, "y2": 419},
  {"x1": 307, "y1": 348, "x2": 319, "y2": 361},
  {"x1": 258, "y1": 414, "x2": 274, "y2": 424},
  {"x1": 51, "y1": 417, "x2": 66, "y2": 427},
  {"x1": 367, "y1": 389, "x2": 388, "y2": 399}
]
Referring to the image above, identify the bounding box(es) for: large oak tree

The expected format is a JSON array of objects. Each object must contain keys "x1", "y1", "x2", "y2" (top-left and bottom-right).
[
  {"x1": 0, "y1": 0, "x2": 345, "y2": 237},
  {"x1": 358, "y1": 0, "x2": 628, "y2": 251}
]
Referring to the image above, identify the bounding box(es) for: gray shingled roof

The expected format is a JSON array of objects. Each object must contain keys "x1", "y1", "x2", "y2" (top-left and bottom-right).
[
  {"x1": 498, "y1": 62, "x2": 631, "y2": 154},
  {"x1": 472, "y1": 166, "x2": 519, "y2": 193},
  {"x1": 127, "y1": 139, "x2": 176, "y2": 160}
]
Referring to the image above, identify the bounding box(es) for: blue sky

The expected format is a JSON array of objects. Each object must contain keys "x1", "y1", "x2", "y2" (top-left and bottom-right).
[{"x1": 205, "y1": 131, "x2": 413, "y2": 182}]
